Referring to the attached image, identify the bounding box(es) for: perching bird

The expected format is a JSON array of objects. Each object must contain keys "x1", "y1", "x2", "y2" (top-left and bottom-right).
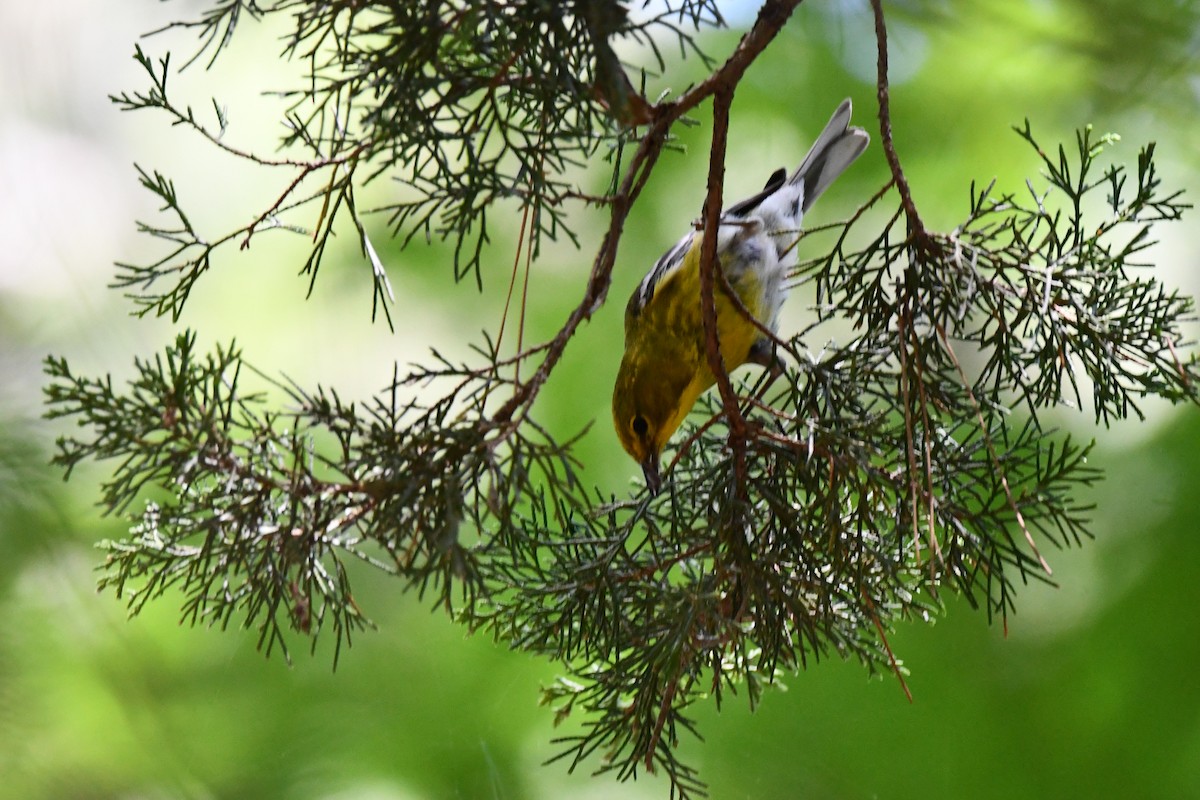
[{"x1": 612, "y1": 98, "x2": 869, "y2": 492}]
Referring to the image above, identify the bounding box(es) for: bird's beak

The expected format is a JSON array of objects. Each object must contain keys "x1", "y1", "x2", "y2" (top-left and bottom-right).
[{"x1": 640, "y1": 453, "x2": 662, "y2": 495}]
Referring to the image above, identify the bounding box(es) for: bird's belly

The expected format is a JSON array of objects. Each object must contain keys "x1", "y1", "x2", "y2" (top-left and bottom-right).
[
  {"x1": 647, "y1": 231, "x2": 780, "y2": 398},
  {"x1": 697, "y1": 252, "x2": 774, "y2": 391}
]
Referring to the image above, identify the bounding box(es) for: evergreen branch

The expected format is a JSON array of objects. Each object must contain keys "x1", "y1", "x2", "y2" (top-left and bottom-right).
[
  {"x1": 45, "y1": 120, "x2": 1195, "y2": 797},
  {"x1": 46, "y1": 1, "x2": 1200, "y2": 795},
  {"x1": 111, "y1": 47, "x2": 373, "y2": 321},
  {"x1": 44, "y1": 332, "x2": 585, "y2": 663},
  {"x1": 114, "y1": 2, "x2": 727, "y2": 324},
  {"x1": 146, "y1": 0, "x2": 266, "y2": 70},
  {"x1": 870, "y1": 0, "x2": 928, "y2": 245}
]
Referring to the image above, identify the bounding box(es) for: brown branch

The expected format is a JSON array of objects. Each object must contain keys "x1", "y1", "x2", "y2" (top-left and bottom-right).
[
  {"x1": 496, "y1": 201, "x2": 534, "y2": 353},
  {"x1": 698, "y1": 86, "x2": 750, "y2": 486},
  {"x1": 870, "y1": 0, "x2": 927, "y2": 245},
  {"x1": 872, "y1": 0, "x2": 946, "y2": 570},
  {"x1": 240, "y1": 154, "x2": 358, "y2": 250}
]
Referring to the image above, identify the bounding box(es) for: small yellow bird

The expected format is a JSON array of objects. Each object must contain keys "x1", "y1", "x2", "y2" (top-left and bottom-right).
[{"x1": 612, "y1": 99, "x2": 869, "y2": 491}]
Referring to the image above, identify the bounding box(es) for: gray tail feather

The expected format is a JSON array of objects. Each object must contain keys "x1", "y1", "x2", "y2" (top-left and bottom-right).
[{"x1": 791, "y1": 98, "x2": 870, "y2": 214}]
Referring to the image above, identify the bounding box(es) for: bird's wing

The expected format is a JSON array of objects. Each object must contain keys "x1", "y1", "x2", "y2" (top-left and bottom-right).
[
  {"x1": 791, "y1": 98, "x2": 870, "y2": 214},
  {"x1": 627, "y1": 230, "x2": 695, "y2": 322},
  {"x1": 725, "y1": 168, "x2": 787, "y2": 218},
  {"x1": 629, "y1": 165, "x2": 792, "y2": 321}
]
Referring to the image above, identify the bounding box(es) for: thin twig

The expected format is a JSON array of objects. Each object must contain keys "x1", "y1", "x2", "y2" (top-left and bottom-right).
[
  {"x1": 863, "y1": 588, "x2": 913, "y2": 702},
  {"x1": 870, "y1": 0, "x2": 927, "y2": 245},
  {"x1": 496, "y1": 201, "x2": 533, "y2": 360},
  {"x1": 240, "y1": 151, "x2": 360, "y2": 250}
]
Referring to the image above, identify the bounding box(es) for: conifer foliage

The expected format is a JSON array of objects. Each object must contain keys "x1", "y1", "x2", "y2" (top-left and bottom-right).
[{"x1": 45, "y1": 1, "x2": 1195, "y2": 794}]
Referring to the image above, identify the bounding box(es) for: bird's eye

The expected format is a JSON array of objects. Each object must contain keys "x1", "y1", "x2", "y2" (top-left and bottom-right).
[{"x1": 631, "y1": 415, "x2": 649, "y2": 437}]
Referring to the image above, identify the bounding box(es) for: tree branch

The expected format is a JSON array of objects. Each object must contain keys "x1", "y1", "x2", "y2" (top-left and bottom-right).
[
  {"x1": 870, "y1": 0, "x2": 928, "y2": 245},
  {"x1": 698, "y1": 85, "x2": 750, "y2": 485}
]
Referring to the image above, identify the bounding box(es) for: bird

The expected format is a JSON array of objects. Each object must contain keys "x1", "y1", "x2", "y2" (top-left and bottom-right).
[{"x1": 612, "y1": 98, "x2": 869, "y2": 492}]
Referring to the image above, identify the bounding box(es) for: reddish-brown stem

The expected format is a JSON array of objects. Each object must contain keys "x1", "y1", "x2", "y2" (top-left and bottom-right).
[
  {"x1": 647, "y1": 677, "x2": 679, "y2": 771},
  {"x1": 870, "y1": 0, "x2": 927, "y2": 246},
  {"x1": 698, "y1": 86, "x2": 750, "y2": 484},
  {"x1": 863, "y1": 588, "x2": 913, "y2": 702},
  {"x1": 496, "y1": 201, "x2": 533, "y2": 354},
  {"x1": 241, "y1": 149, "x2": 362, "y2": 250}
]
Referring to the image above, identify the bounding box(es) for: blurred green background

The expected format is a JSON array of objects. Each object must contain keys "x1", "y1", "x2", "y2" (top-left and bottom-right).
[{"x1": 3, "y1": 1, "x2": 1199, "y2": 797}]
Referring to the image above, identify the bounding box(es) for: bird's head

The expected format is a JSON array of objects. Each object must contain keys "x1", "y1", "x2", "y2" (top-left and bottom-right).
[{"x1": 612, "y1": 345, "x2": 697, "y2": 494}]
